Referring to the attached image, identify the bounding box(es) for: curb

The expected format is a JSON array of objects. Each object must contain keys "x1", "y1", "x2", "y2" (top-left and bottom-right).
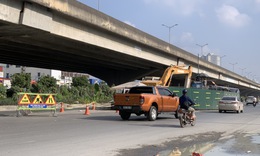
[{"x1": 0, "y1": 103, "x2": 112, "y2": 112}]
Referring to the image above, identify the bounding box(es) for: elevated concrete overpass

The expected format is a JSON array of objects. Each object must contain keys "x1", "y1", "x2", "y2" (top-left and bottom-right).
[{"x1": 0, "y1": 0, "x2": 259, "y2": 96}]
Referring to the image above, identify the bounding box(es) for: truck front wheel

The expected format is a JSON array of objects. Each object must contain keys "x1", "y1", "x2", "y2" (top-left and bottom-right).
[
  {"x1": 119, "y1": 111, "x2": 131, "y2": 120},
  {"x1": 147, "y1": 106, "x2": 157, "y2": 121}
]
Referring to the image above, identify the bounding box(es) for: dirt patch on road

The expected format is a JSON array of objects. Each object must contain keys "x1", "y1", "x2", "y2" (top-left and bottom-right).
[
  {"x1": 117, "y1": 132, "x2": 260, "y2": 156},
  {"x1": 116, "y1": 131, "x2": 223, "y2": 156}
]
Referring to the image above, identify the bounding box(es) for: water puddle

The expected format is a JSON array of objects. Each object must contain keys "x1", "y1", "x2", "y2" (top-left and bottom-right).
[
  {"x1": 251, "y1": 135, "x2": 260, "y2": 144},
  {"x1": 156, "y1": 134, "x2": 260, "y2": 156},
  {"x1": 203, "y1": 139, "x2": 248, "y2": 156}
]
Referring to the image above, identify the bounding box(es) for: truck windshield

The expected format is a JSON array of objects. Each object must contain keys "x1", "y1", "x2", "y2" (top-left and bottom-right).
[{"x1": 128, "y1": 87, "x2": 154, "y2": 94}]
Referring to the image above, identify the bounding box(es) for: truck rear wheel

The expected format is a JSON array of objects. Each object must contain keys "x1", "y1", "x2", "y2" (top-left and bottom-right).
[
  {"x1": 119, "y1": 111, "x2": 131, "y2": 120},
  {"x1": 147, "y1": 106, "x2": 157, "y2": 121}
]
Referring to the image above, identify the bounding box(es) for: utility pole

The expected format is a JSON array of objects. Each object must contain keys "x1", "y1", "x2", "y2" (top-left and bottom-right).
[
  {"x1": 196, "y1": 43, "x2": 208, "y2": 56},
  {"x1": 230, "y1": 62, "x2": 238, "y2": 72},
  {"x1": 239, "y1": 67, "x2": 246, "y2": 76},
  {"x1": 162, "y1": 24, "x2": 178, "y2": 44},
  {"x1": 220, "y1": 55, "x2": 226, "y2": 67},
  {"x1": 196, "y1": 43, "x2": 208, "y2": 73},
  {"x1": 97, "y1": 0, "x2": 100, "y2": 10}
]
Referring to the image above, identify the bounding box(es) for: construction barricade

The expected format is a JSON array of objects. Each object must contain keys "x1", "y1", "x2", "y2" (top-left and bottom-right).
[
  {"x1": 169, "y1": 87, "x2": 240, "y2": 110},
  {"x1": 17, "y1": 93, "x2": 57, "y2": 117}
]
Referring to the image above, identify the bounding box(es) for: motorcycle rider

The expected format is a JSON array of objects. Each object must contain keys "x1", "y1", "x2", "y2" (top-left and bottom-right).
[{"x1": 179, "y1": 89, "x2": 196, "y2": 119}]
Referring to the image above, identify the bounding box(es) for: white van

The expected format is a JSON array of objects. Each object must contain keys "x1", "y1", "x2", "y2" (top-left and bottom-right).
[{"x1": 246, "y1": 96, "x2": 257, "y2": 105}]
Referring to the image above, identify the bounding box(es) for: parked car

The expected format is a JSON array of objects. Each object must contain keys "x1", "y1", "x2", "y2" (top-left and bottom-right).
[
  {"x1": 218, "y1": 96, "x2": 244, "y2": 113},
  {"x1": 246, "y1": 96, "x2": 257, "y2": 105}
]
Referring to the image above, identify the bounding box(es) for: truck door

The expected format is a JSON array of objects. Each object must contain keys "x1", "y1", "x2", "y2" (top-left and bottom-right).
[{"x1": 158, "y1": 88, "x2": 176, "y2": 111}]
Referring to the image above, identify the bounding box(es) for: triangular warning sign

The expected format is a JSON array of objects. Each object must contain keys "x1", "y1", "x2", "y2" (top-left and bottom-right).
[
  {"x1": 32, "y1": 94, "x2": 43, "y2": 104},
  {"x1": 18, "y1": 94, "x2": 31, "y2": 104},
  {"x1": 45, "y1": 95, "x2": 56, "y2": 104}
]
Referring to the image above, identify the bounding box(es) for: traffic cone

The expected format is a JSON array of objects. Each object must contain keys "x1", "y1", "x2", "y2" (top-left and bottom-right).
[
  {"x1": 84, "y1": 106, "x2": 90, "y2": 115},
  {"x1": 60, "y1": 102, "x2": 64, "y2": 112},
  {"x1": 92, "y1": 103, "x2": 96, "y2": 110}
]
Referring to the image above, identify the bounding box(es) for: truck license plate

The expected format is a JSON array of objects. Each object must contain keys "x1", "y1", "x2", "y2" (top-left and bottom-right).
[{"x1": 123, "y1": 106, "x2": 132, "y2": 109}]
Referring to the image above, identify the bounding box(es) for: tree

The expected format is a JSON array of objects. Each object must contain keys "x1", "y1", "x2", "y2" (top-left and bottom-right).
[
  {"x1": 0, "y1": 85, "x2": 6, "y2": 99},
  {"x1": 37, "y1": 75, "x2": 57, "y2": 93},
  {"x1": 99, "y1": 81, "x2": 112, "y2": 96},
  {"x1": 72, "y1": 76, "x2": 90, "y2": 87},
  {"x1": 2, "y1": 72, "x2": 114, "y2": 104},
  {"x1": 11, "y1": 73, "x2": 31, "y2": 90}
]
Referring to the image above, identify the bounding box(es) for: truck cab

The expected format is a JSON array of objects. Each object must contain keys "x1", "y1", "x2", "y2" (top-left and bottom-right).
[{"x1": 113, "y1": 86, "x2": 179, "y2": 121}]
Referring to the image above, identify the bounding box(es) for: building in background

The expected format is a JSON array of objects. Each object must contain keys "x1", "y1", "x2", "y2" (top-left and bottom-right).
[
  {"x1": 200, "y1": 53, "x2": 221, "y2": 66},
  {"x1": 0, "y1": 63, "x2": 61, "y2": 82},
  {"x1": 0, "y1": 63, "x2": 101, "y2": 87},
  {"x1": 0, "y1": 66, "x2": 3, "y2": 78},
  {"x1": 0, "y1": 65, "x2": 11, "y2": 88},
  {"x1": 61, "y1": 71, "x2": 101, "y2": 85}
]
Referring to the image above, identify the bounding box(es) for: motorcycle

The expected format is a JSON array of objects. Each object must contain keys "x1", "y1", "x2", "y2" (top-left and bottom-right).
[{"x1": 178, "y1": 108, "x2": 196, "y2": 128}]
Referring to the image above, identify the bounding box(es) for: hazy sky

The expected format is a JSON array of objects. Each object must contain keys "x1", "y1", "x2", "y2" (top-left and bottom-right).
[{"x1": 78, "y1": 0, "x2": 260, "y2": 82}]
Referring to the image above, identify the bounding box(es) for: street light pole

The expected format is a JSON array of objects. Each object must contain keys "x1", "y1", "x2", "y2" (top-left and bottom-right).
[
  {"x1": 196, "y1": 43, "x2": 208, "y2": 73},
  {"x1": 197, "y1": 53, "x2": 200, "y2": 74},
  {"x1": 97, "y1": 0, "x2": 100, "y2": 10},
  {"x1": 254, "y1": 76, "x2": 260, "y2": 82},
  {"x1": 196, "y1": 43, "x2": 208, "y2": 56},
  {"x1": 220, "y1": 55, "x2": 226, "y2": 66},
  {"x1": 239, "y1": 67, "x2": 246, "y2": 76},
  {"x1": 252, "y1": 74, "x2": 257, "y2": 81},
  {"x1": 229, "y1": 62, "x2": 238, "y2": 72},
  {"x1": 245, "y1": 72, "x2": 251, "y2": 79},
  {"x1": 162, "y1": 24, "x2": 178, "y2": 44}
]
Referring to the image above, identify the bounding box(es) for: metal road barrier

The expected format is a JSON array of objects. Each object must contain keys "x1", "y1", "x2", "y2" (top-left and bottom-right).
[{"x1": 16, "y1": 93, "x2": 57, "y2": 117}]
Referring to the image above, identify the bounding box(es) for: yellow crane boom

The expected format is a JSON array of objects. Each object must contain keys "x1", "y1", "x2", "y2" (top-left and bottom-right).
[{"x1": 141, "y1": 65, "x2": 193, "y2": 88}]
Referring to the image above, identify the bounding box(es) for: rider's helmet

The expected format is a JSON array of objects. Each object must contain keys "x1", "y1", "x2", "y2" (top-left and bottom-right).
[{"x1": 182, "y1": 89, "x2": 188, "y2": 94}]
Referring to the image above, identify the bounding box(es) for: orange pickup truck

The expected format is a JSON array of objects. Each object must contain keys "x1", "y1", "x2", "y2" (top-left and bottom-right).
[{"x1": 113, "y1": 86, "x2": 179, "y2": 121}]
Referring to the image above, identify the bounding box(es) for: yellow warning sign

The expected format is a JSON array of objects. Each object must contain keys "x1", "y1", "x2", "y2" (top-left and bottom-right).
[
  {"x1": 18, "y1": 94, "x2": 31, "y2": 104},
  {"x1": 45, "y1": 95, "x2": 56, "y2": 104},
  {"x1": 32, "y1": 94, "x2": 43, "y2": 104}
]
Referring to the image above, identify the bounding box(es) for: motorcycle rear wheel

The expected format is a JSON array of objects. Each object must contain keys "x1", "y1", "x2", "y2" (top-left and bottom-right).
[
  {"x1": 179, "y1": 116, "x2": 185, "y2": 128},
  {"x1": 191, "y1": 118, "x2": 196, "y2": 126}
]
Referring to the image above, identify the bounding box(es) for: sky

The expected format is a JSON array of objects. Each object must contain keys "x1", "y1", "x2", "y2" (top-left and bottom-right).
[{"x1": 78, "y1": 0, "x2": 260, "y2": 82}]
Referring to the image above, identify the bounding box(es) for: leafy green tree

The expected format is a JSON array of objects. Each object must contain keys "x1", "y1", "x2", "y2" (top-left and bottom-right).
[
  {"x1": 94, "y1": 83, "x2": 100, "y2": 92},
  {"x1": 8, "y1": 73, "x2": 31, "y2": 99},
  {"x1": 37, "y1": 75, "x2": 57, "y2": 93},
  {"x1": 30, "y1": 83, "x2": 39, "y2": 93},
  {"x1": 58, "y1": 85, "x2": 70, "y2": 96},
  {"x1": 0, "y1": 85, "x2": 6, "y2": 99},
  {"x1": 72, "y1": 76, "x2": 90, "y2": 87},
  {"x1": 11, "y1": 73, "x2": 31, "y2": 90},
  {"x1": 2, "y1": 72, "x2": 114, "y2": 104},
  {"x1": 99, "y1": 81, "x2": 113, "y2": 97}
]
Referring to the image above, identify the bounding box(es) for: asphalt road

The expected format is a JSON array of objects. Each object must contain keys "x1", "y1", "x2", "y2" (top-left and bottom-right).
[{"x1": 0, "y1": 104, "x2": 260, "y2": 156}]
